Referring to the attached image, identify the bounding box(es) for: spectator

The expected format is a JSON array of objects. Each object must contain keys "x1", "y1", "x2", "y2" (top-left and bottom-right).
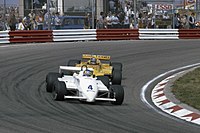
[
  {"x1": 111, "y1": 12, "x2": 119, "y2": 28},
  {"x1": 32, "y1": 18, "x2": 37, "y2": 30},
  {"x1": 189, "y1": 12, "x2": 196, "y2": 29},
  {"x1": 28, "y1": 10, "x2": 36, "y2": 30},
  {"x1": 96, "y1": 12, "x2": 105, "y2": 29},
  {"x1": 118, "y1": 12, "x2": 125, "y2": 27},
  {"x1": 138, "y1": 13, "x2": 143, "y2": 28},
  {"x1": 51, "y1": 12, "x2": 56, "y2": 25},
  {"x1": 142, "y1": 12, "x2": 148, "y2": 28},
  {"x1": 44, "y1": 11, "x2": 53, "y2": 30},
  {"x1": 36, "y1": 13, "x2": 44, "y2": 30},
  {"x1": 84, "y1": 13, "x2": 91, "y2": 29},
  {"x1": 23, "y1": 16, "x2": 32, "y2": 30},
  {"x1": 174, "y1": 13, "x2": 181, "y2": 29},
  {"x1": 147, "y1": 14, "x2": 152, "y2": 28},
  {"x1": 54, "y1": 12, "x2": 61, "y2": 30},
  {"x1": 105, "y1": 12, "x2": 112, "y2": 29},
  {"x1": 17, "y1": 18, "x2": 25, "y2": 30},
  {"x1": 151, "y1": 15, "x2": 155, "y2": 28},
  {"x1": 181, "y1": 14, "x2": 189, "y2": 29},
  {"x1": 8, "y1": 10, "x2": 17, "y2": 31},
  {"x1": 123, "y1": 15, "x2": 130, "y2": 28}
]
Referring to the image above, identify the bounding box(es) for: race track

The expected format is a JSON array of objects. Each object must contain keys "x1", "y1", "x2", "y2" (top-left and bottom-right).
[{"x1": 0, "y1": 40, "x2": 200, "y2": 133}]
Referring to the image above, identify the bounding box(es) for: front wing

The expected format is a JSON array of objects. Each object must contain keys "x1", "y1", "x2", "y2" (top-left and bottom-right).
[{"x1": 64, "y1": 95, "x2": 116, "y2": 102}]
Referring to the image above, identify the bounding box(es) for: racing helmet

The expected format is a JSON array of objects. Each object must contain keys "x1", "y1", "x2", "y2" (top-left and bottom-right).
[
  {"x1": 83, "y1": 70, "x2": 93, "y2": 77},
  {"x1": 90, "y1": 57, "x2": 97, "y2": 65}
]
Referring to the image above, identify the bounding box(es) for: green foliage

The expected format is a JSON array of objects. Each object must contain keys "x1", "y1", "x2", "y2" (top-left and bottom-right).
[
  {"x1": 172, "y1": 68, "x2": 200, "y2": 110},
  {"x1": 155, "y1": 19, "x2": 172, "y2": 25}
]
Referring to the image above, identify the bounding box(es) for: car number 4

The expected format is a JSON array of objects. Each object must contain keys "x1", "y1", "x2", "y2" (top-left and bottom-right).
[{"x1": 88, "y1": 85, "x2": 93, "y2": 90}]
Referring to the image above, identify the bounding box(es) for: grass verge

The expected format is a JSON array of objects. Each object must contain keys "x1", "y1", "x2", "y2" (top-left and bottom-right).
[{"x1": 172, "y1": 67, "x2": 200, "y2": 110}]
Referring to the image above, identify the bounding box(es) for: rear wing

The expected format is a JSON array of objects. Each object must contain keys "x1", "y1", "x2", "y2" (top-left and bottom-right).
[
  {"x1": 82, "y1": 54, "x2": 110, "y2": 60},
  {"x1": 59, "y1": 66, "x2": 93, "y2": 73}
]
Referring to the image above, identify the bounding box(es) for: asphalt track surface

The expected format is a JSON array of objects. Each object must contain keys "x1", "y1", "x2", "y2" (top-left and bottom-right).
[{"x1": 1, "y1": 40, "x2": 200, "y2": 133}]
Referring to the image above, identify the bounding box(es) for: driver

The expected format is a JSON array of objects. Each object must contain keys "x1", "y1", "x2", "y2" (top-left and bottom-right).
[
  {"x1": 90, "y1": 57, "x2": 97, "y2": 65},
  {"x1": 83, "y1": 69, "x2": 93, "y2": 77}
]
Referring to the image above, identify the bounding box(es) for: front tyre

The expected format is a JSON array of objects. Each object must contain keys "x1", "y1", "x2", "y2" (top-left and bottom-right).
[
  {"x1": 52, "y1": 81, "x2": 67, "y2": 101},
  {"x1": 46, "y1": 72, "x2": 61, "y2": 92},
  {"x1": 110, "y1": 85, "x2": 124, "y2": 105}
]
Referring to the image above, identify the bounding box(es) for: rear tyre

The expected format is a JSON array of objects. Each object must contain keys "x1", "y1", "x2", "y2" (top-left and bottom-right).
[
  {"x1": 112, "y1": 62, "x2": 122, "y2": 71},
  {"x1": 66, "y1": 59, "x2": 81, "y2": 75},
  {"x1": 52, "y1": 81, "x2": 67, "y2": 101},
  {"x1": 67, "y1": 59, "x2": 81, "y2": 66},
  {"x1": 110, "y1": 85, "x2": 124, "y2": 105},
  {"x1": 46, "y1": 72, "x2": 61, "y2": 92},
  {"x1": 112, "y1": 70, "x2": 122, "y2": 85},
  {"x1": 97, "y1": 76, "x2": 110, "y2": 88}
]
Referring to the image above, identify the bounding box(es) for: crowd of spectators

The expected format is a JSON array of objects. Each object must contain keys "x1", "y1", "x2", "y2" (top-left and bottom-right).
[
  {"x1": 0, "y1": 1, "x2": 199, "y2": 31},
  {"x1": 96, "y1": 0, "x2": 135, "y2": 29},
  {"x1": 8, "y1": 9, "x2": 46, "y2": 31},
  {"x1": 0, "y1": 10, "x2": 62, "y2": 31},
  {"x1": 0, "y1": 4, "x2": 62, "y2": 31},
  {"x1": 0, "y1": 5, "x2": 19, "y2": 31},
  {"x1": 173, "y1": 12, "x2": 198, "y2": 29},
  {"x1": 96, "y1": 0, "x2": 199, "y2": 29}
]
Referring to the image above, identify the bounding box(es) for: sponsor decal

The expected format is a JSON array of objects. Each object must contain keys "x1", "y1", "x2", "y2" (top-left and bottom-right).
[{"x1": 155, "y1": 4, "x2": 173, "y2": 10}]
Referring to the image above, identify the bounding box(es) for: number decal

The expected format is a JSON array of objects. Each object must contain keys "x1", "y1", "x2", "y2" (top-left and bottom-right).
[{"x1": 88, "y1": 85, "x2": 93, "y2": 90}]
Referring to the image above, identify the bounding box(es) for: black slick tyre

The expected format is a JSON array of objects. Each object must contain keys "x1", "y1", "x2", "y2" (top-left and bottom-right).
[
  {"x1": 110, "y1": 85, "x2": 124, "y2": 105},
  {"x1": 52, "y1": 81, "x2": 67, "y2": 101},
  {"x1": 112, "y1": 70, "x2": 122, "y2": 85},
  {"x1": 46, "y1": 72, "x2": 61, "y2": 92},
  {"x1": 112, "y1": 62, "x2": 122, "y2": 71},
  {"x1": 66, "y1": 59, "x2": 81, "y2": 75},
  {"x1": 67, "y1": 59, "x2": 81, "y2": 66}
]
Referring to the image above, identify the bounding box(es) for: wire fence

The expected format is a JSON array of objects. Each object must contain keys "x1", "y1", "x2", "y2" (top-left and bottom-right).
[
  {"x1": 0, "y1": 4, "x2": 19, "y2": 31},
  {"x1": 0, "y1": 0, "x2": 200, "y2": 31}
]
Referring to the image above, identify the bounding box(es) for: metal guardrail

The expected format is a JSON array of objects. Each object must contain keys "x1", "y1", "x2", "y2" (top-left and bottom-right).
[
  {"x1": 179, "y1": 29, "x2": 200, "y2": 39},
  {"x1": 0, "y1": 31, "x2": 9, "y2": 44},
  {"x1": 9, "y1": 30, "x2": 53, "y2": 43},
  {"x1": 53, "y1": 29, "x2": 96, "y2": 42},
  {"x1": 0, "y1": 29, "x2": 200, "y2": 44},
  {"x1": 139, "y1": 29, "x2": 179, "y2": 40},
  {"x1": 96, "y1": 29, "x2": 139, "y2": 40}
]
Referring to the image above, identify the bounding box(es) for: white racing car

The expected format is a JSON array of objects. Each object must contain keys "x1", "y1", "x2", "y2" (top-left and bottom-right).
[{"x1": 46, "y1": 65, "x2": 124, "y2": 105}]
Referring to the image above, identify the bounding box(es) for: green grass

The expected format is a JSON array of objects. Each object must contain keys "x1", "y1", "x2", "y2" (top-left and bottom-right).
[{"x1": 172, "y1": 67, "x2": 200, "y2": 110}]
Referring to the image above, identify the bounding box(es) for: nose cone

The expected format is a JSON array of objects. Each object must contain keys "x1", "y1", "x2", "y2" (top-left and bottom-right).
[
  {"x1": 86, "y1": 92, "x2": 96, "y2": 102},
  {"x1": 80, "y1": 78, "x2": 98, "y2": 102}
]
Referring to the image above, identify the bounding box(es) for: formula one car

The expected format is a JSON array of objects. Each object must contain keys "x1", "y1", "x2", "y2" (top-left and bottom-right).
[
  {"x1": 66, "y1": 54, "x2": 122, "y2": 85},
  {"x1": 46, "y1": 65, "x2": 124, "y2": 105}
]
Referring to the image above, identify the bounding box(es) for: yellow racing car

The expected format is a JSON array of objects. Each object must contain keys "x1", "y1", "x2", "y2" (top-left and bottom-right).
[{"x1": 66, "y1": 54, "x2": 122, "y2": 85}]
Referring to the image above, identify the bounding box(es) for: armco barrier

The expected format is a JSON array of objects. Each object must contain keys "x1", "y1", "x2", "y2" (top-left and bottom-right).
[
  {"x1": 9, "y1": 30, "x2": 53, "y2": 43},
  {"x1": 0, "y1": 31, "x2": 10, "y2": 44},
  {"x1": 179, "y1": 29, "x2": 200, "y2": 39},
  {"x1": 139, "y1": 29, "x2": 179, "y2": 40},
  {"x1": 0, "y1": 29, "x2": 200, "y2": 44},
  {"x1": 53, "y1": 29, "x2": 96, "y2": 41},
  {"x1": 96, "y1": 29, "x2": 139, "y2": 40}
]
